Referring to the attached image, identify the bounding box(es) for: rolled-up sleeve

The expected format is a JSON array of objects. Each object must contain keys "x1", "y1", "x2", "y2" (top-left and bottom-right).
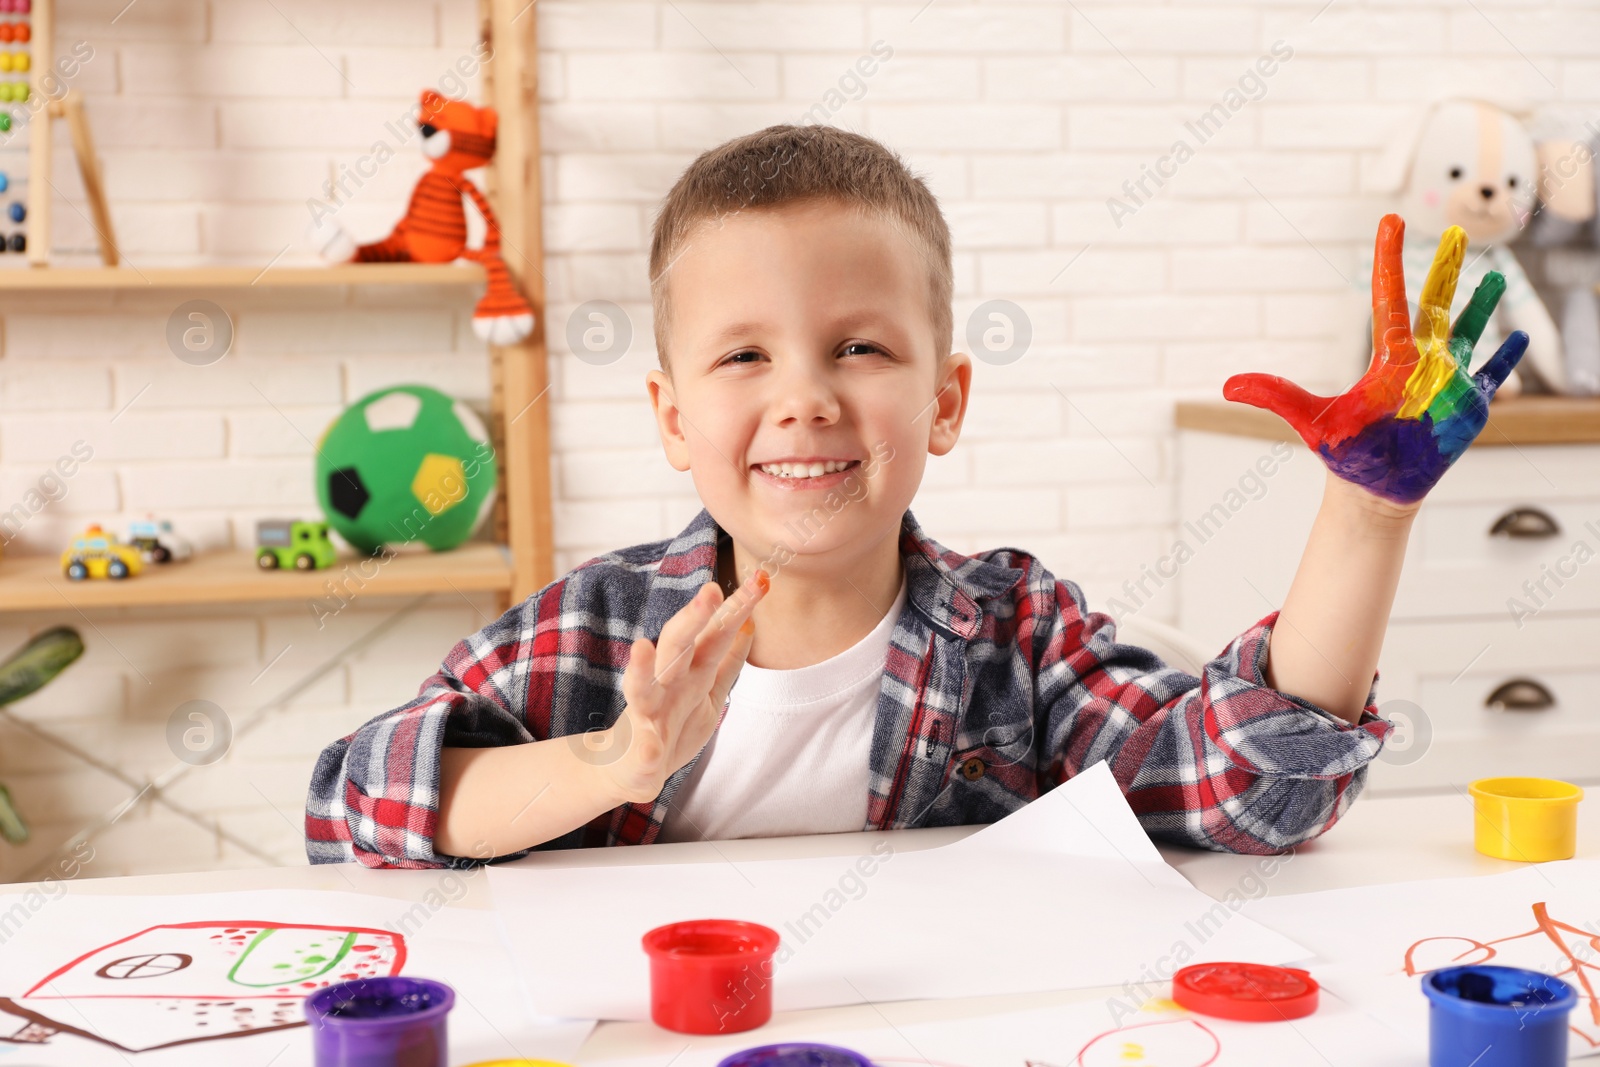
[
  {"x1": 1039, "y1": 578, "x2": 1392, "y2": 854},
  {"x1": 305, "y1": 603, "x2": 540, "y2": 869}
]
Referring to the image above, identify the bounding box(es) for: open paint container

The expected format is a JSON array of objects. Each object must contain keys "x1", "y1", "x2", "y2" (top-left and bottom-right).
[
  {"x1": 303, "y1": 975, "x2": 455, "y2": 1067},
  {"x1": 1422, "y1": 965, "x2": 1576, "y2": 1066},
  {"x1": 717, "y1": 1043, "x2": 875, "y2": 1067},
  {"x1": 1468, "y1": 777, "x2": 1583, "y2": 862},
  {"x1": 642, "y1": 919, "x2": 781, "y2": 1034}
]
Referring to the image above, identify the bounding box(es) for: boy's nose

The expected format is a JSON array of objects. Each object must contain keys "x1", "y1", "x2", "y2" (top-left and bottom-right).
[{"x1": 770, "y1": 369, "x2": 840, "y2": 420}]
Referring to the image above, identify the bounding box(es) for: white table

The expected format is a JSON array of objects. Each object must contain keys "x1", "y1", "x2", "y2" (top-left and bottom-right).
[{"x1": 11, "y1": 787, "x2": 1596, "y2": 1062}]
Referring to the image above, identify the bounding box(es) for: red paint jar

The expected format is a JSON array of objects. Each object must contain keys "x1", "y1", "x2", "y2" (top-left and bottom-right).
[{"x1": 641, "y1": 919, "x2": 781, "y2": 1035}]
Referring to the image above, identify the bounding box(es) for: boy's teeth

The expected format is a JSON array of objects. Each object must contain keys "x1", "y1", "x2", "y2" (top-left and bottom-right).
[{"x1": 759, "y1": 460, "x2": 854, "y2": 478}]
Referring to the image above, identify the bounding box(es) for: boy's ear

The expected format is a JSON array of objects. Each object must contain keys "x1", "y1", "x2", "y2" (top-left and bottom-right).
[
  {"x1": 646, "y1": 369, "x2": 692, "y2": 472},
  {"x1": 926, "y1": 351, "x2": 972, "y2": 457}
]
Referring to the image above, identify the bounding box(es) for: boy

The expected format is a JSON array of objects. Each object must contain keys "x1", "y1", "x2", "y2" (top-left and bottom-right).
[{"x1": 306, "y1": 124, "x2": 1524, "y2": 869}]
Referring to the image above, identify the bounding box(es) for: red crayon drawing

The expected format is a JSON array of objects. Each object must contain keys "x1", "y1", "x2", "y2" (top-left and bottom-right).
[
  {"x1": 1067, "y1": 1018, "x2": 1222, "y2": 1067},
  {"x1": 0, "y1": 920, "x2": 405, "y2": 1053},
  {"x1": 1404, "y1": 901, "x2": 1600, "y2": 1049}
]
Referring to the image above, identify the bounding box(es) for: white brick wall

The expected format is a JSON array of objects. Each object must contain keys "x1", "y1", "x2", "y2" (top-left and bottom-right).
[{"x1": 0, "y1": 0, "x2": 1595, "y2": 879}]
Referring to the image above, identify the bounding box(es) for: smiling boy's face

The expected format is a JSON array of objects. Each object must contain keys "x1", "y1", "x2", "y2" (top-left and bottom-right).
[{"x1": 646, "y1": 198, "x2": 970, "y2": 568}]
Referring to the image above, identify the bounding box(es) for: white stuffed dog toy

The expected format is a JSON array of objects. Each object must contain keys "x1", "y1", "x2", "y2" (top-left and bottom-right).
[{"x1": 1369, "y1": 98, "x2": 1565, "y2": 396}]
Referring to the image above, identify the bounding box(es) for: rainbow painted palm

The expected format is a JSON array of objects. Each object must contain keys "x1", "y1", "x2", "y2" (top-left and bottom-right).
[{"x1": 1224, "y1": 214, "x2": 1528, "y2": 504}]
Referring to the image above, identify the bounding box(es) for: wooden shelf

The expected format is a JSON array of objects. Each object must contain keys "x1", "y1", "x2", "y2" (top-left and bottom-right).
[
  {"x1": 0, "y1": 263, "x2": 487, "y2": 291},
  {"x1": 1176, "y1": 396, "x2": 1600, "y2": 446},
  {"x1": 0, "y1": 543, "x2": 512, "y2": 613}
]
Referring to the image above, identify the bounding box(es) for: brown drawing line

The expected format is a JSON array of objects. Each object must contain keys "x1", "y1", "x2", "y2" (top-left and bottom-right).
[{"x1": 0, "y1": 997, "x2": 307, "y2": 1052}]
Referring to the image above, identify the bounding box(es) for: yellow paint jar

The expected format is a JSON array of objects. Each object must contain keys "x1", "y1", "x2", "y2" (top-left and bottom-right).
[{"x1": 1469, "y1": 777, "x2": 1583, "y2": 862}]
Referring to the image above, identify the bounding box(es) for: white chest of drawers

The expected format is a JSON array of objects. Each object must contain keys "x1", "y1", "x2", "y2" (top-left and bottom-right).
[{"x1": 1172, "y1": 398, "x2": 1600, "y2": 794}]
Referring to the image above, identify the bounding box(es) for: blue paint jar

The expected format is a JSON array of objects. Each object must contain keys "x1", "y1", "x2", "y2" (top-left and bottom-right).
[
  {"x1": 1422, "y1": 965, "x2": 1576, "y2": 1067},
  {"x1": 716, "y1": 1043, "x2": 874, "y2": 1067}
]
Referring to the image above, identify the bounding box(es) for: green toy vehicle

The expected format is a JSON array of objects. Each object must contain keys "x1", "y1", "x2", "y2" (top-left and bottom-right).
[{"x1": 255, "y1": 519, "x2": 337, "y2": 571}]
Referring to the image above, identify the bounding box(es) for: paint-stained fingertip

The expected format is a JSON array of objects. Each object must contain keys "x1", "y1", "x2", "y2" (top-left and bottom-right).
[
  {"x1": 1221, "y1": 372, "x2": 1274, "y2": 407},
  {"x1": 1477, "y1": 330, "x2": 1529, "y2": 392}
]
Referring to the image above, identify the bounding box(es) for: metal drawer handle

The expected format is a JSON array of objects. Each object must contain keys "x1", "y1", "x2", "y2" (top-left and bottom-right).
[
  {"x1": 1485, "y1": 678, "x2": 1555, "y2": 712},
  {"x1": 1489, "y1": 507, "x2": 1561, "y2": 539}
]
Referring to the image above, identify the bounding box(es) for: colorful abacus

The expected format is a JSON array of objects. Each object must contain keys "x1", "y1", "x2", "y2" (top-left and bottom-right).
[
  {"x1": 0, "y1": 0, "x2": 26, "y2": 108},
  {"x1": 0, "y1": 0, "x2": 28, "y2": 254}
]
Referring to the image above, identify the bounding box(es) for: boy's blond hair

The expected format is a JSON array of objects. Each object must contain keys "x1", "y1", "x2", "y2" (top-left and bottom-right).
[{"x1": 648, "y1": 123, "x2": 953, "y2": 375}]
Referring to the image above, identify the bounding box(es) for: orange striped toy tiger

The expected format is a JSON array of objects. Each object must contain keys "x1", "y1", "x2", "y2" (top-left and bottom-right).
[{"x1": 315, "y1": 90, "x2": 534, "y2": 345}]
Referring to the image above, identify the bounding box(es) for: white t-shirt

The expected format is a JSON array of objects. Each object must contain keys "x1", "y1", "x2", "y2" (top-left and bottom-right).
[{"x1": 657, "y1": 574, "x2": 910, "y2": 843}]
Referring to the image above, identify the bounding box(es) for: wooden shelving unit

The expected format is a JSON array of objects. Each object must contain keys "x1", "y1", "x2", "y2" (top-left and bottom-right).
[
  {"x1": 0, "y1": 0, "x2": 554, "y2": 616},
  {"x1": 1176, "y1": 396, "x2": 1600, "y2": 446},
  {"x1": 0, "y1": 544, "x2": 513, "y2": 614},
  {"x1": 0, "y1": 263, "x2": 487, "y2": 290}
]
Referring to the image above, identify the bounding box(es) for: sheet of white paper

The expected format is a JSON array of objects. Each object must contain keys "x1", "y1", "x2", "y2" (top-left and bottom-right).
[
  {"x1": 0, "y1": 889, "x2": 594, "y2": 1066},
  {"x1": 583, "y1": 988, "x2": 1412, "y2": 1067},
  {"x1": 1244, "y1": 859, "x2": 1600, "y2": 1060},
  {"x1": 947, "y1": 762, "x2": 1178, "y2": 877},
  {"x1": 490, "y1": 761, "x2": 1311, "y2": 1020}
]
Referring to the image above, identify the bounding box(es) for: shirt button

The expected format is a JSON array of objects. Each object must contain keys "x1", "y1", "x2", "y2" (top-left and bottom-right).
[{"x1": 960, "y1": 757, "x2": 986, "y2": 781}]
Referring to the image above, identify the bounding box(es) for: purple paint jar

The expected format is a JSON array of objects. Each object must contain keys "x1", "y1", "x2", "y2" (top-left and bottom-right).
[
  {"x1": 302, "y1": 976, "x2": 455, "y2": 1067},
  {"x1": 716, "y1": 1043, "x2": 875, "y2": 1067}
]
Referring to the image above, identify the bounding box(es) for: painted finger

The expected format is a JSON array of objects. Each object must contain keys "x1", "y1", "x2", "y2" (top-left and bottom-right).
[
  {"x1": 1223, "y1": 373, "x2": 1332, "y2": 449},
  {"x1": 1446, "y1": 271, "x2": 1507, "y2": 367},
  {"x1": 1413, "y1": 226, "x2": 1466, "y2": 356},
  {"x1": 654, "y1": 582, "x2": 721, "y2": 688},
  {"x1": 1370, "y1": 214, "x2": 1418, "y2": 372},
  {"x1": 691, "y1": 568, "x2": 768, "y2": 675},
  {"x1": 1473, "y1": 330, "x2": 1529, "y2": 397}
]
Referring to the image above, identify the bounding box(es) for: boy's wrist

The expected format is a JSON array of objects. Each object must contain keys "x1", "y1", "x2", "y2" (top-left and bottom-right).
[
  {"x1": 572, "y1": 721, "x2": 650, "y2": 809},
  {"x1": 1321, "y1": 471, "x2": 1422, "y2": 535}
]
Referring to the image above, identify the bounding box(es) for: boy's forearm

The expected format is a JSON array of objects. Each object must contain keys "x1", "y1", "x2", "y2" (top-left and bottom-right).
[
  {"x1": 436, "y1": 734, "x2": 627, "y2": 859},
  {"x1": 1265, "y1": 470, "x2": 1417, "y2": 725}
]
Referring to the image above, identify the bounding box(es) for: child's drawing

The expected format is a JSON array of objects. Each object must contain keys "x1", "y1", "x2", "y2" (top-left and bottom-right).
[
  {"x1": 0, "y1": 920, "x2": 406, "y2": 1053},
  {"x1": 1404, "y1": 900, "x2": 1600, "y2": 1049},
  {"x1": 1066, "y1": 1018, "x2": 1221, "y2": 1067}
]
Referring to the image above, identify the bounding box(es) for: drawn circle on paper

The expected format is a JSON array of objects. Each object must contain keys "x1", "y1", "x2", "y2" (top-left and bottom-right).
[
  {"x1": 96, "y1": 953, "x2": 194, "y2": 980},
  {"x1": 965, "y1": 299, "x2": 1032, "y2": 366},
  {"x1": 166, "y1": 700, "x2": 232, "y2": 766},
  {"x1": 566, "y1": 300, "x2": 632, "y2": 366},
  {"x1": 1377, "y1": 698, "x2": 1432, "y2": 766},
  {"x1": 166, "y1": 299, "x2": 234, "y2": 366}
]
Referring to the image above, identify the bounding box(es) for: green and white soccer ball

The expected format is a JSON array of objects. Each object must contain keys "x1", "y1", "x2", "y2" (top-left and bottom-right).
[{"x1": 314, "y1": 385, "x2": 498, "y2": 553}]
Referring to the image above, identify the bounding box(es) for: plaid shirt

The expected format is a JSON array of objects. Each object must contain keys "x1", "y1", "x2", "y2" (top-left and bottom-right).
[{"x1": 306, "y1": 506, "x2": 1392, "y2": 868}]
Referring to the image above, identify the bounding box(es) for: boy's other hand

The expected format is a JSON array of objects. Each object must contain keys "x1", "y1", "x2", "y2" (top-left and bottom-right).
[
  {"x1": 1222, "y1": 213, "x2": 1527, "y2": 507},
  {"x1": 591, "y1": 568, "x2": 769, "y2": 805}
]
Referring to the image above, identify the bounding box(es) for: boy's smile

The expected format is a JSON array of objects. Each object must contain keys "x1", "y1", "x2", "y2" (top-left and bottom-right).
[{"x1": 646, "y1": 197, "x2": 971, "y2": 666}]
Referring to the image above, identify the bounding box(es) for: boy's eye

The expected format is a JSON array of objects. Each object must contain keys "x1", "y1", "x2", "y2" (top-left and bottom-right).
[
  {"x1": 841, "y1": 342, "x2": 882, "y2": 358},
  {"x1": 725, "y1": 350, "x2": 761, "y2": 365}
]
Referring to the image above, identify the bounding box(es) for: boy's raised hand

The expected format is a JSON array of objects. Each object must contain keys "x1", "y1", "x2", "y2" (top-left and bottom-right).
[
  {"x1": 592, "y1": 569, "x2": 768, "y2": 805},
  {"x1": 1222, "y1": 213, "x2": 1528, "y2": 506}
]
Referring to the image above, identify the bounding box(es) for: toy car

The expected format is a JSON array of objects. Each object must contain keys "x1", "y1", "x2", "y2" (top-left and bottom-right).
[
  {"x1": 126, "y1": 516, "x2": 193, "y2": 564},
  {"x1": 255, "y1": 519, "x2": 337, "y2": 571},
  {"x1": 61, "y1": 525, "x2": 144, "y2": 581}
]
